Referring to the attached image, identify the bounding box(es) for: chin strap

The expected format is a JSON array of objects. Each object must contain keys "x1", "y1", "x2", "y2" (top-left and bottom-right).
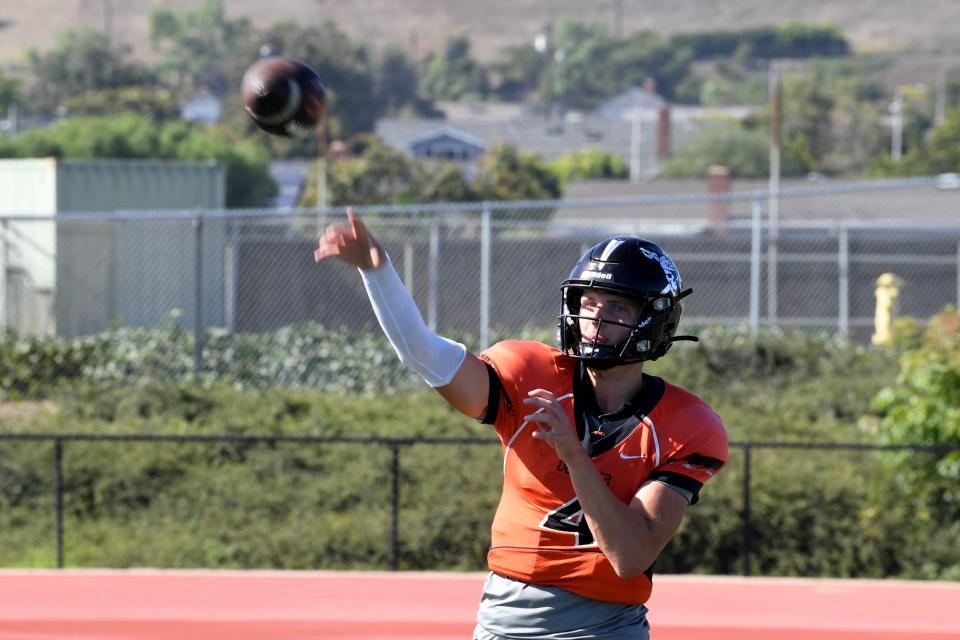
[{"x1": 667, "y1": 288, "x2": 698, "y2": 345}]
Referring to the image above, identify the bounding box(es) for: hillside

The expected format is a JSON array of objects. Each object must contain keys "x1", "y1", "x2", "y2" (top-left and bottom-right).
[{"x1": 3, "y1": 0, "x2": 960, "y2": 69}]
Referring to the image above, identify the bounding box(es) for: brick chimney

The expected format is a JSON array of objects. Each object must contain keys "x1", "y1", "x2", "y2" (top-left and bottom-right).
[
  {"x1": 656, "y1": 105, "x2": 670, "y2": 162},
  {"x1": 707, "y1": 165, "x2": 731, "y2": 232}
]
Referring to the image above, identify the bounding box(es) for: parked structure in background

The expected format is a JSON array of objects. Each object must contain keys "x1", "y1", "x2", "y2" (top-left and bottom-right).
[
  {"x1": 180, "y1": 89, "x2": 222, "y2": 124},
  {"x1": 269, "y1": 160, "x2": 313, "y2": 210},
  {"x1": 377, "y1": 85, "x2": 757, "y2": 180},
  {"x1": 0, "y1": 158, "x2": 226, "y2": 337}
]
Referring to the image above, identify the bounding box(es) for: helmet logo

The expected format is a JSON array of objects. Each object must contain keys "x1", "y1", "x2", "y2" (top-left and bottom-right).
[
  {"x1": 640, "y1": 247, "x2": 682, "y2": 295},
  {"x1": 580, "y1": 269, "x2": 612, "y2": 280}
]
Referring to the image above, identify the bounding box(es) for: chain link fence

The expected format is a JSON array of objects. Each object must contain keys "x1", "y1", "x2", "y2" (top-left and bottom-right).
[
  {"x1": 2, "y1": 431, "x2": 955, "y2": 575},
  {"x1": 3, "y1": 176, "x2": 958, "y2": 575},
  {"x1": 3, "y1": 176, "x2": 959, "y2": 354}
]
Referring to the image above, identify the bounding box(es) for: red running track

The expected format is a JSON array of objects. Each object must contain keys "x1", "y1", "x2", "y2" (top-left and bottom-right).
[{"x1": 0, "y1": 570, "x2": 958, "y2": 639}]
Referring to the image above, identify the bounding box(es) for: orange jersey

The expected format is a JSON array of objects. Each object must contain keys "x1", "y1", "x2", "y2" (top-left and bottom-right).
[{"x1": 479, "y1": 340, "x2": 728, "y2": 605}]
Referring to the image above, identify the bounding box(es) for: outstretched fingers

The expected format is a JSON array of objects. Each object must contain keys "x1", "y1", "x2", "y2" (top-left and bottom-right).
[{"x1": 347, "y1": 207, "x2": 369, "y2": 245}]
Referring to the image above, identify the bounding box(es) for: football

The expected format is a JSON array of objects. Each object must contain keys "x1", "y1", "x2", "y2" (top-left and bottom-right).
[{"x1": 241, "y1": 57, "x2": 326, "y2": 137}]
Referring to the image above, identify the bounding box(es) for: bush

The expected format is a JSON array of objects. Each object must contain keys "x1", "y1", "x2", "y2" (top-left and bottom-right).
[
  {"x1": 1, "y1": 115, "x2": 276, "y2": 208},
  {"x1": 5, "y1": 324, "x2": 955, "y2": 578},
  {"x1": 549, "y1": 150, "x2": 628, "y2": 185},
  {"x1": 865, "y1": 308, "x2": 960, "y2": 531}
]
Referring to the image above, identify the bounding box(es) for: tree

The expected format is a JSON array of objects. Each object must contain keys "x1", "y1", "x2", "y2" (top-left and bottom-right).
[
  {"x1": 611, "y1": 31, "x2": 696, "y2": 103},
  {"x1": 26, "y1": 30, "x2": 156, "y2": 116},
  {"x1": 547, "y1": 21, "x2": 617, "y2": 111},
  {"x1": 902, "y1": 104, "x2": 960, "y2": 174},
  {"x1": 0, "y1": 69, "x2": 20, "y2": 113},
  {"x1": 410, "y1": 163, "x2": 477, "y2": 203},
  {"x1": 11, "y1": 113, "x2": 162, "y2": 159},
  {"x1": 160, "y1": 121, "x2": 276, "y2": 208},
  {"x1": 661, "y1": 124, "x2": 812, "y2": 178},
  {"x1": 150, "y1": 0, "x2": 253, "y2": 98},
  {"x1": 818, "y1": 92, "x2": 887, "y2": 174},
  {"x1": 670, "y1": 24, "x2": 849, "y2": 61},
  {"x1": 1, "y1": 114, "x2": 275, "y2": 208},
  {"x1": 372, "y1": 45, "x2": 422, "y2": 117},
  {"x1": 473, "y1": 142, "x2": 562, "y2": 201},
  {"x1": 311, "y1": 137, "x2": 417, "y2": 206},
  {"x1": 63, "y1": 87, "x2": 181, "y2": 121},
  {"x1": 866, "y1": 308, "x2": 960, "y2": 535},
  {"x1": 419, "y1": 34, "x2": 488, "y2": 101},
  {"x1": 301, "y1": 138, "x2": 562, "y2": 207},
  {"x1": 735, "y1": 63, "x2": 889, "y2": 176},
  {"x1": 488, "y1": 45, "x2": 544, "y2": 102},
  {"x1": 549, "y1": 149, "x2": 627, "y2": 184}
]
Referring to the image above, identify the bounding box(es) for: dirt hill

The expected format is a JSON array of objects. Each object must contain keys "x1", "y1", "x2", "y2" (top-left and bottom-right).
[{"x1": 3, "y1": 0, "x2": 960, "y2": 69}]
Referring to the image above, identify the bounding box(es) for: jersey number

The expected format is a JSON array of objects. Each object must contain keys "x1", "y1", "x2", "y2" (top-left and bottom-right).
[{"x1": 539, "y1": 497, "x2": 595, "y2": 546}]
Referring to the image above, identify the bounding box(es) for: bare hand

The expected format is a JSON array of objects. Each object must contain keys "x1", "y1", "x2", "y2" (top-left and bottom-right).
[
  {"x1": 525, "y1": 390, "x2": 582, "y2": 462},
  {"x1": 313, "y1": 208, "x2": 387, "y2": 270}
]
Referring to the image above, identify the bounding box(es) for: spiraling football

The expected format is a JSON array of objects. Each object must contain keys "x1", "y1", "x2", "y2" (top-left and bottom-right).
[{"x1": 241, "y1": 57, "x2": 326, "y2": 137}]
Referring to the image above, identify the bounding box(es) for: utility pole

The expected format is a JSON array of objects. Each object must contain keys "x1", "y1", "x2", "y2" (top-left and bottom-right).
[
  {"x1": 534, "y1": 24, "x2": 553, "y2": 120},
  {"x1": 103, "y1": 0, "x2": 113, "y2": 47},
  {"x1": 612, "y1": 0, "x2": 624, "y2": 38},
  {"x1": 890, "y1": 85, "x2": 904, "y2": 162},
  {"x1": 0, "y1": 219, "x2": 7, "y2": 329},
  {"x1": 935, "y1": 71, "x2": 947, "y2": 127},
  {"x1": 316, "y1": 117, "x2": 328, "y2": 228},
  {"x1": 629, "y1": 99, "x2": 643, "y2": 183},
  {"x1": 767, "y1": 61, "x2": 782, "y2": 326}
]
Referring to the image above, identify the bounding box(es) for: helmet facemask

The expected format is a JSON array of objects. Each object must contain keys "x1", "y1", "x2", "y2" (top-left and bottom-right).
[{"x1": 559, "y1": 284, "x2": 690, "y2": 369}]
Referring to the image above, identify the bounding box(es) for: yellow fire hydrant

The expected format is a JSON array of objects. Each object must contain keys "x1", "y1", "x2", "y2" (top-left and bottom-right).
[{"x1": 872, "y1": 273, "x2": 904, "y2": 346}]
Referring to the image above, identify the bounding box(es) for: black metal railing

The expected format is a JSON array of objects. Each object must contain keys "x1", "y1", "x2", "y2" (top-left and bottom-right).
[{"x1": 0, "y1": 433, "x2": 954, "y2": 573}]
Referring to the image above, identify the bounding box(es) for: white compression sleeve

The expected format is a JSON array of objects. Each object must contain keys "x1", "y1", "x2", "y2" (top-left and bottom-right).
[{"x1": 360, "y1": 257, "x2": 467, "y2": 387}]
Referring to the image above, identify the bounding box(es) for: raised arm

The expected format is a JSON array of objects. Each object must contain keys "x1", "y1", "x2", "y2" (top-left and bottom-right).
[{"x1": 314, "y1": 209, "x2": 490, "y2": 419}]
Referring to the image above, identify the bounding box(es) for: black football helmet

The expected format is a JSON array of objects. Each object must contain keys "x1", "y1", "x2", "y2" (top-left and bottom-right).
[{"x1": 559, "y1": 236, "x2": 697, "y2": 369}]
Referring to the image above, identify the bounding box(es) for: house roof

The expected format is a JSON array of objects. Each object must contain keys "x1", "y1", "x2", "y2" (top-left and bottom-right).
[
  {"x1": 595, "y1": 87, "x2": 666, "y2": 119},
  {"x1": 377, "y1": 116, "x2": 639, "y2": 163},
  {"x1": 377, "y1": 101, "x2": 759, "y2": 169},
  {"x1": 405, "y1": 126, "x2": 487, "y2": 151},
  {"x1": 553, "y1": 176, "x2": 960, "y2": 227}
]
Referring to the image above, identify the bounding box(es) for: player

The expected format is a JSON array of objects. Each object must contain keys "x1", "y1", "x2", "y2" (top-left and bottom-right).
[{"x1": 314, "y1": 210, "x2": 728, "y2": 640}]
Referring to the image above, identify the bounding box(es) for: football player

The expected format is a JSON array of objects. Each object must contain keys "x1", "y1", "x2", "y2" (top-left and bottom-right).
[{"x1": 315, "y1": 209, "x2": 728, "y2": 640}]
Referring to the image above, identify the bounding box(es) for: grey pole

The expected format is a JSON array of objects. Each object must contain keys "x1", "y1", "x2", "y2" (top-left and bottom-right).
[
  {"x1": 750, "y1": 197, "x2": 763, "y2": 334},
  {"x1": 838, "y1": 225, "x2": 850, "y2": 337},
  {"x1": 480, "y1": 203, "x2": 492, "y2": 350},
  {"x1": 428, "y1": 215, "x2": 439, "y2": 332},
  {"x1": 403, "y1": 242, "x2": 414, "y2": 292},
  {"x1": 741, "y1": 443, "x2": 752, "y2": 576},
  {"x1": 223, "y1": 221, "x2": 237, "y2": 332},
  {"x1": 193, "y1": 213, "x2": 204, "y2": 373},
  {"x1": 767, "y1": 63, "x2": 781, "y2": 327},
  {"x1": 54, "y1": 439, "x2": 64, "y2": 569},
  {"x1": 0, "y1": 218, "x2": 7, "y2": 329}
]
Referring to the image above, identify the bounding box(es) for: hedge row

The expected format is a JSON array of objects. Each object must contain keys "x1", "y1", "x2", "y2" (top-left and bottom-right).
[{"x1": 3, "y1": 323, "x2": 957, "y2": 578}]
